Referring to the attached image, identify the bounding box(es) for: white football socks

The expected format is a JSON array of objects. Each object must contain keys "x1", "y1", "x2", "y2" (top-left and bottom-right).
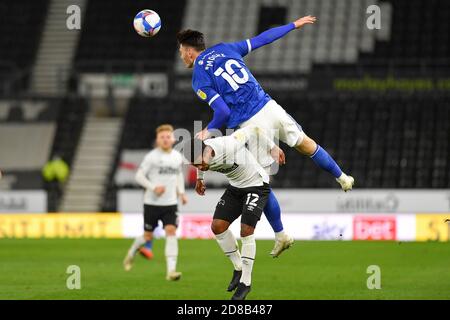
[
  {"x1": 336, "y1": 172, "x2": 350, "y2": 183},
  {"x1": 215, "y1": 230, "x2": 242, "y2": 271},
  {"x1": 165, "y1": 235, "x2": 178, "y2": 274},
  {"x1": 275, "y1": 230, "x2": 286, "y2": 240},
  {"x1": 129, "y1": 235, "x2": 146, "y2": 256},
  {"x1": 240, "y1": 234, "x2": 256, "y2": 286}
]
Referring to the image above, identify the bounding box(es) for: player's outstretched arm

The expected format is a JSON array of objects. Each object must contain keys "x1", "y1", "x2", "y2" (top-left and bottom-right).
[
  {"x1": 293, "y1": 15, "x2": 317, "y2": 29},
  {"x1": 249, "y1": 15, "x2": 316, "y2": 51}
]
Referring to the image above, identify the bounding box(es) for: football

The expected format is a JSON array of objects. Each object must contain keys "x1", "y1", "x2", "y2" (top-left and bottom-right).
[{"x1": 133, "y1": 9, "x2": 161, "y2": 37}]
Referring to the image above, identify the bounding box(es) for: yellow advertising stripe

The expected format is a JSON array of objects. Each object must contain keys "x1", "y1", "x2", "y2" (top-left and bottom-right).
[
  {"x1": 416, "y1": 214, "x2": 450, "y2": 242},
  {"x1": 0, "y1": 213, "x2": 123, "y2": 239}
]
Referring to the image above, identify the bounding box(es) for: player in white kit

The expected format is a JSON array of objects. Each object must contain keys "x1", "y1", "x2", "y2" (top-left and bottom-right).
[
  {"x1": 123, "y1": 124, "x2": 187, "y2": 281},
  {"x1": 182, "y1": 125, "x2": 285, "y2": 300}
]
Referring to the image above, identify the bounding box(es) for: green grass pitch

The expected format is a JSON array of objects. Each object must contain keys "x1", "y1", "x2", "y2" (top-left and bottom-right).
[{"x1": 1, "y1": 239, "x2": 449, "y2": 300}]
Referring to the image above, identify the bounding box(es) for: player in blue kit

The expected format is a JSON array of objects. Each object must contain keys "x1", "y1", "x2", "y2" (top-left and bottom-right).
[{"x1": 177, "y1": 16, "x2": 355, "y2": 256}]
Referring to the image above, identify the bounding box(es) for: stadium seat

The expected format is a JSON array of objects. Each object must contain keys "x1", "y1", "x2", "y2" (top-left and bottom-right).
[
  {"x1": 0, "y1": 0, "x2": 49, "y2": 93},
  {"x1": 103, "y1": 91, "x2": 449, "y2": 208},
  {"x1": 74, "y1": 1, "x2": 186, "y2": 73}
]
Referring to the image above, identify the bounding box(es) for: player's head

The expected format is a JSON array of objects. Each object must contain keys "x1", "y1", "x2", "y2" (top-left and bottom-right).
[
  {"x1": 176, "y1": 29, "x2": 206, "y2": 68},
  {"x1": 155, "y1": 124, "x2": 175, "y2": 151},
  {"x1": 181, "y1": 137, "x2": 211, "y2": 171}
]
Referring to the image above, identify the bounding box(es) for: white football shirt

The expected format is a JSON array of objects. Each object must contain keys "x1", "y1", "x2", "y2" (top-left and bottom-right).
[
  {"x1": 136, "y1": 148, "x2": 185, "y2": 206},
  {"x1": 203, "y1": 126, "x2": 272, "y2": 188}
]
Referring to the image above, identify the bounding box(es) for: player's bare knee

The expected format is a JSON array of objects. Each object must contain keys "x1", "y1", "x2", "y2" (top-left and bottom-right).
[
  {"x1": 144, "y1": 231, "x2": 153, "y2": 241},
  {"x1": 240, "y1": 224, "x2": 255, "y2": 238},
  {"x1": 211, "y1": 219, "x2": 229, "y2": 235},
  {"x1": 295, "y1": 134, "x2": 317, "y2": 156},
  {"x1": 164, "y1": 225, "x2": 177, "y2": 236}
]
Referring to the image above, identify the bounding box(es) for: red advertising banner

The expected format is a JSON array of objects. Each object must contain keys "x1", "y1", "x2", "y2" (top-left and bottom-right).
[
  {"x1": 180, "y1": 215, "x2": 214, "y2": 239},
  {"x1": 353, "y1": 216, "x2": 396, "y2": 240}
]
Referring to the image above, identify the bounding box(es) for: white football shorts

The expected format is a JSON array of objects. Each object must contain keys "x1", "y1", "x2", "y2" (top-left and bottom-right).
[{"x1": 239, "y1": 99, "x2": 305, "y2": 169}]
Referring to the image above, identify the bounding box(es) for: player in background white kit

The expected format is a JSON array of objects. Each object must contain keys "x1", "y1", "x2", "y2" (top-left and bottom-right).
[
  {"x1": 182, "y1": 125, "x2": 286, "y2": 300},
  {"x1": 123, "y1": 124, "x2": 187, "y2": 281}
]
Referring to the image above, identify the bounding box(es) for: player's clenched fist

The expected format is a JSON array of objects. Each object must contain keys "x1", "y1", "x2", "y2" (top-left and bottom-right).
[
  {"x1": 195, "y1": 179, "x2": 206, "y2": 196},
  {"x1": 293, "y1": 15, "x2": 317, "y2": 29},
  {"x1": 180, "y1": 193, "x2": 188, "y2": 205}
]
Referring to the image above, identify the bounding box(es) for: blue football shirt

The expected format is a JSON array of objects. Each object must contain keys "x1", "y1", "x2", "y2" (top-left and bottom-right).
[{"x1": 192, "y1": 40, "x2": 272, "y2": 128}]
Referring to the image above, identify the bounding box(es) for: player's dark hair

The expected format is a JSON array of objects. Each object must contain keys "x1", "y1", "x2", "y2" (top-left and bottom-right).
[
  {"x1": 176, "y1": 29, "x2": 206, "y2": 51},
  {"x1": 181, "y1": 138, "x2": 206, "y2": 164}
]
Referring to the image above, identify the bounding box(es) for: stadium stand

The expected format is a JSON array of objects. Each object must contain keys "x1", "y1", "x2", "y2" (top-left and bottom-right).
[
  {"x1": 74, "y1": 0, "x2": 186, "y2": 72},
  {"x1": 98, "y1": 0, "x2": 450, "y2": 211},
  {"x1": 50, "y1": 97, "x2": 88, "y2": 169},
  {"x1": 0, "y1": 97, "x2": 87, "y2": 211},
  {"x1": 47, "y1": 97, "x2": 88, "y2": 211},
  {"x1": 176, "y1": 0, "x2": 392, "y2": 73},
  {"x1": 363, "y1": 0, "x2": 450, "y2": 62},
  {"x1": 0, "y1": 0, "x2": 49, "y2": 94},
  {"x1": 0, "y1": 100, "x2": 58, "y2": 190},
  {"x1": 107, "y1": 92, "x2": 449, "y2": 192},
  {"x1": 1, "y1": 0, "x2": 449, "y2": 212}
]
